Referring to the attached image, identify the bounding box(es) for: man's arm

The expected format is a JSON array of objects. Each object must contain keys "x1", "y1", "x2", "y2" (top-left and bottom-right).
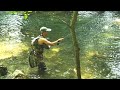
[{"x1": 38, "y1": 38, "x2": 64, "y2": 46}]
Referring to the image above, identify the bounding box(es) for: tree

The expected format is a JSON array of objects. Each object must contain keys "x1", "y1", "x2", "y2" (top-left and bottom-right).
[
  {"x1": 69, "y1": 11, "x2": 81, "y2": 79},
  {"x1": 58, "y1": 11, "x2": 81, "y2": 79}
]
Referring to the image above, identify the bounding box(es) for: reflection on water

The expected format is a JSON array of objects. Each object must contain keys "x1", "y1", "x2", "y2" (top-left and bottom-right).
[
  {"x1": 0, "y1": 13, "x2": 24, "y2": 42},
  {"x1": 0, "y1": 12, "x2": 27, "y2": 60}
]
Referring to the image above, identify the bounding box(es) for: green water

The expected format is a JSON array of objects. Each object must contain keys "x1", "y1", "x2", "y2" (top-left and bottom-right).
[{"x1": 0, "y1": 11, "x2": 120, "y2": 79}]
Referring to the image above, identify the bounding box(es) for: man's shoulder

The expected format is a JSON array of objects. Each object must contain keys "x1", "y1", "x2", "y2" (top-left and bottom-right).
[{"x1": 38, "y1": 37, "x2": 47, "y2": 41}]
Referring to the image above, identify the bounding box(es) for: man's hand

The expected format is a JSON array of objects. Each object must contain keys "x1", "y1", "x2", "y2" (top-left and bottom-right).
[
  {"x1": 58, "y1": 38, "x2": 64, "y2": 42},
  {"x1": 57, "y1": 38, "x2": 64, "y2": 45}
]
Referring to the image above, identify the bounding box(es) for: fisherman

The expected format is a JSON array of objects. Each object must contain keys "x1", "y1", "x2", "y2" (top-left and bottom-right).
[{"x1": 31, "y1": 26, "x2": 64, "y2": 73}]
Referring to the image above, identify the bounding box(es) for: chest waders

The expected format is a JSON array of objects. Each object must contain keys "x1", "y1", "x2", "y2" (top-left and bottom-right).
[{"x1": 29, "y1": 36, "x2": 49, "y2": 72}]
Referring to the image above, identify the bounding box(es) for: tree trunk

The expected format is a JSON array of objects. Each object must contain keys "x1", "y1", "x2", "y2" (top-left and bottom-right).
[{"x1": 70, "y1": 11, "x2": 81, "y2": 79}]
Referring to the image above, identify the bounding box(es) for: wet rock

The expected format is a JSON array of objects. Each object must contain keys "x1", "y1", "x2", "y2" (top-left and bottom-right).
[{"x1": 0, "y1": 65, "x2": 8, "y2": 76}]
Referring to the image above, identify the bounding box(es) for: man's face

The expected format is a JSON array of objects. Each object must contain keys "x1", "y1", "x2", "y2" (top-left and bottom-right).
[{"x1": 42, "y1": 31, "x2": 48, "y2": 37}]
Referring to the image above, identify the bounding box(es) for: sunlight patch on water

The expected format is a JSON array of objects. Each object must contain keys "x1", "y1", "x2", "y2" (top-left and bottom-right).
[
  {"x1": 78, "y1": 11, "x2": 98, "y2": 17},
  {"x1": 105, "y1": 33, "x2": 113, "y2": 38},
  {"x1": 0, "y1": 41, "x2": 29, "y2": 59},
  {"x1": 44, "y1": 47, "x2": 61, "y2": 59},
  {"x1": 82, "y1": 74, "x2": 94, "y2": 79},
  {"x1": 86, "y1": 51, "x2": 99, "y2": 59},
  {"x1": 82, "y1": 69, "x2": 95, "y2": 79},
  {"x1": 103, "y1": 25, "x2": 109, "y2": 30},
  {"x1": 51, "y1": 48, "x2": 60, "y2": 52}
]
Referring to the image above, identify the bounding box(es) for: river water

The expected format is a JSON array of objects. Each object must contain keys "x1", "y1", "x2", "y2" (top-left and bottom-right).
[
  {"x1": 0, "y1": 11, "x2": 120, "y2": 79},
  {"x1": 0, "y1": 11, "x2": 26, "y2": 60}
]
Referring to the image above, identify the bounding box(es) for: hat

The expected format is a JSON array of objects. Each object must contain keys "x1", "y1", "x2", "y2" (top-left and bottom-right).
[{"x1": 40, "y1": 27, "x2": 51, "y2": 32}]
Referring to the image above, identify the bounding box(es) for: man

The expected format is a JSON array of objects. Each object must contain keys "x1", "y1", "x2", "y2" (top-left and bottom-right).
[{"x1": 31, "y1": 26, "x2": 64, "y2": 73}]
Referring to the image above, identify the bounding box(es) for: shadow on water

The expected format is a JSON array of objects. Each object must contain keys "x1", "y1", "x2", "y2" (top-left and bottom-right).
[{"x1": 0, "y1": 11, "x2": 120, "y2": 79}]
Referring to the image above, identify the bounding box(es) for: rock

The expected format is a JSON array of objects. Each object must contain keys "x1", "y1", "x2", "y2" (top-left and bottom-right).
[
  {"x1": 12, "y1": 69, "x2": 26, "y2": 79},
  {"x1": 0, "y1": 65, "x2": 8, "y2": 76},
  {"x1": 112, "y1": 19, "x2": 120, "y2": 25},
  {"x1": 113, "y1": 37, "x2": 120, "y2": 41},
  {"x1": 109, "y1": 36, "x2": 120, "y2": 41}
]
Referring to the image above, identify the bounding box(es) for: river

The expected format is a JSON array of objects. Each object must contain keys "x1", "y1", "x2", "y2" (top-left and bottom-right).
[{"x1": 0, "y1": 11, "x2": 120, "y2": 79}]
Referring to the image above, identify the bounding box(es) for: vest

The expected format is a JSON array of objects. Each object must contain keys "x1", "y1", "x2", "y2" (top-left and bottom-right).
[{"x1": 31, "y1": 35, "x2": 50, "y2": 54}]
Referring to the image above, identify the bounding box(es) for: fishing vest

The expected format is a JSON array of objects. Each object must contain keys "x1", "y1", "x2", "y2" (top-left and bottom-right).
[{"x1": 31, "y1": 35, "x2": 50, "y2": 54}]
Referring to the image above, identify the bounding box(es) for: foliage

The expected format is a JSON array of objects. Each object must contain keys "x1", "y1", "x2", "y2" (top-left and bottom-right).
[{"x1": 8, "y1": 11, "x2": 33, "y2": 20}]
